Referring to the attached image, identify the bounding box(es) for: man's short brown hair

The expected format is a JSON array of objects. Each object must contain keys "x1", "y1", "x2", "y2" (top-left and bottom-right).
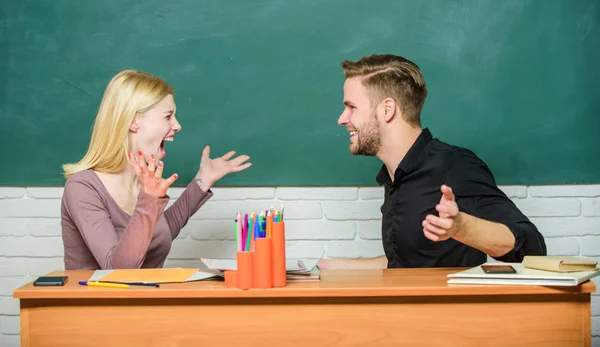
[{"x1": 341, "y1": 54, "x2": 427, "y2": 126}]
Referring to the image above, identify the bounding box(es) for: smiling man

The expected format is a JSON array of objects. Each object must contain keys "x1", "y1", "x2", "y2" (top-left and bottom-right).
[{"x1": 319, "y1": 54, "x2": 546, "y2": 269}]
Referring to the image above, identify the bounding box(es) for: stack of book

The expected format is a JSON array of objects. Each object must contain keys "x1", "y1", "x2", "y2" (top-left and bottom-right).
[{"x1": 447, "y1": 256, "x2": 599, "y2": 286}]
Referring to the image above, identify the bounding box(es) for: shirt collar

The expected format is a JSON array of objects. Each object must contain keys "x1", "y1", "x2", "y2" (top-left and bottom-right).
[{"x1": 376, "y1": 128, "x2": 433, "y2": 186}]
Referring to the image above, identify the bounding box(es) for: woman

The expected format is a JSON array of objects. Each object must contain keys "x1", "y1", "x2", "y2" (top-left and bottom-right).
[{"x1": 61, "y1": 70, "x2": 251, "y2": 270}]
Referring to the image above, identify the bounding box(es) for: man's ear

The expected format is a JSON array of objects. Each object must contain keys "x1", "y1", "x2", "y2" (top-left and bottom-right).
[
  {"x1": 382, "y1": 98, "x2": 397, "y2": 122},
  {"x1": 130, "y1": 116, "x2": 140, "y2": 132}
]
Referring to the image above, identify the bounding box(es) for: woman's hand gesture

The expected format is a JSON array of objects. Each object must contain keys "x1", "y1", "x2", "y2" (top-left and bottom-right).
[
  {"x1": 195, "y1": 146, "x2": 251, "y2": 191},
  {"x1": 128, "y1": 151, "x2": 178, "y2": 197}
]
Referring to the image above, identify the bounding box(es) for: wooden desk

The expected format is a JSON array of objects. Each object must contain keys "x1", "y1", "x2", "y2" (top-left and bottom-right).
[{"x1": 13, "y1": 268, "x2": 594, "y2": 347}]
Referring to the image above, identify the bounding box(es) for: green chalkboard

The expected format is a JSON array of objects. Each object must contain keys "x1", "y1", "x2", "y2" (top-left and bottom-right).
[{"x1": 1, "y1": 0, "x2": 598, "y2": 186}]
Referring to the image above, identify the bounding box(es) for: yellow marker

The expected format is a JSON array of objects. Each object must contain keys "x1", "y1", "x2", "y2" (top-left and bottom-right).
[{"x1": 80, "y1": 281, "x2": 129, "y2": 289}]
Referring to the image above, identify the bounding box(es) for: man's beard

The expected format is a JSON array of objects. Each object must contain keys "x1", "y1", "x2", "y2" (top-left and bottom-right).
[{"x1": 350, "y1": 112, "x2": 381, "y2": 156}]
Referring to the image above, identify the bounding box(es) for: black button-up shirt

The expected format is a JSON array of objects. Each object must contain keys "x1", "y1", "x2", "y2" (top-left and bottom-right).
[{"x1": 377, "y1": 128, "x2": 547, "y2": 268}]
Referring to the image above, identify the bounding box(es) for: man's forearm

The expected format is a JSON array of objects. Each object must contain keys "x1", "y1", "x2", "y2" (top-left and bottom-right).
[
  {"x1": 318, "y1": 256, "x2": 387, "y2": 270},
  {"x1": 453, "y1": 212, "x2": 515, "y2": 257}
]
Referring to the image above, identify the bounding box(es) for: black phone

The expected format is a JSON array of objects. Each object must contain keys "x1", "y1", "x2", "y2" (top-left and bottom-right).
[
  {"x1": 481, "y1": 265, "x2": 516, "y2": 274},
  {"x1": 33, "y1": 276, "x2": 69, "y2": 286}
]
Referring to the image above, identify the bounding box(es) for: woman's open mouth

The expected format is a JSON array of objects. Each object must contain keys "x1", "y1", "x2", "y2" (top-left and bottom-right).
[{"x1": 159, "y1": 136, "x2": 173, "y2": 157}]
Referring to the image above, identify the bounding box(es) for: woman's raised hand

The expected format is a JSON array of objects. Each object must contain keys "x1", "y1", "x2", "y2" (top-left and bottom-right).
[
  {"x1": 195, "y1": 146, "x2": 252, "y2": 191},
  {"x1": 128, "y1": 151, "x2": 178, "y2": 197}
]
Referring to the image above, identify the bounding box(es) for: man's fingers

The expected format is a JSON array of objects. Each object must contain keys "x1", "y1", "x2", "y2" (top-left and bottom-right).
[
  {"x1": 423, "y1": 229, "x2": 440, "y2": 242},
  {"x1": 436, "y1": 202, "x2": 459, "y2": 217},
  {"x1": 441, "y1": 184, "x2": 455, "y2": 201},
  {"x1": 426, "y1": 214, "x2": 454, "y2": 230},
  {"x1": 422, "y1": 220, "x2": 447, "y2": 236}
]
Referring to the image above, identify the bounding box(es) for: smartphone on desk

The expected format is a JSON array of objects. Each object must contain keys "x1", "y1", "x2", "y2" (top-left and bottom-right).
[
  {"x1": 481, "y1": 265, "x2": 516, "y2": 274},
  {"x1": 33, "y1": 276, "x2": 69, "y2": 286}
]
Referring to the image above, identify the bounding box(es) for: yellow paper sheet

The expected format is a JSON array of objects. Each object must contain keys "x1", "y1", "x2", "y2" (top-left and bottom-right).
[{"x1": 98, "y1": 268, "x2": 199, "y2": 283}]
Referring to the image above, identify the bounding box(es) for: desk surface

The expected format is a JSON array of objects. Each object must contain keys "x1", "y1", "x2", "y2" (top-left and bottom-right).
[{"x1": 13, "y1": 268, "x2": 596, "y2": 300}]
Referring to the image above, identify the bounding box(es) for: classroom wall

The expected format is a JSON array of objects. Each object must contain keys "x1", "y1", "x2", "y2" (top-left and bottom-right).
[{"x1": 1, "y1": 184, "x2": 599, "y2": 346}]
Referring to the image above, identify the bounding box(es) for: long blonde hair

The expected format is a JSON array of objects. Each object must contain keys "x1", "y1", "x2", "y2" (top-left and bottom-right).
[{"x1": 63, "y1": 70, "x2": 174, "y2": 178}]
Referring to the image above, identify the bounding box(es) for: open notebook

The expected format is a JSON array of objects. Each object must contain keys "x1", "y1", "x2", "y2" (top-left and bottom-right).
[
  {"x1": 447, "y1": 262, "x2": 600, "y2": 286},
  {"x1": 88, "y1": 268, "x2": 223, "y2": 284}
]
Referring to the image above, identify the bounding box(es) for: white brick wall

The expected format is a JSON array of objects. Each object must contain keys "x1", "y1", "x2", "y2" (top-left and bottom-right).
[{"x1": 1, "y1": 185, "x2": 599, "y2": 346}]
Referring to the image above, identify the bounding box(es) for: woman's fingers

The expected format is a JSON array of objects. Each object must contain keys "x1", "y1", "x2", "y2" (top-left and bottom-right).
[
  {"x1": 163, "y1": 173, "x2": 178, "y2": 187},
  {"x1": 231, "y1": 162, "x2": 252, "y2": 172},
  {"x1": 129, "y1": 150, "x2": 179, "y2": 197},
  {"x1": 155, "y1": 160, "x2": 164, "y2": 179},
  {"x1": 137, "y1": 151, "x2": 149, "y2": 176},
  {"x1": 230, "y1": 155, "x2": 250, "y2": 166},
  {"x1": 220, "y1": 151, "x2": 236, "y2": 161},
  {"x1": 148, "y1": 154, "x2": 156, "y2": 173},
  {"x1": 128, "y1": 153, "x2": 142, "y2": 176}
]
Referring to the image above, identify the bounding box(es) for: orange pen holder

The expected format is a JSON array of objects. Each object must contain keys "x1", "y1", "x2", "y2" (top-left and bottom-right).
[
  {"x1": 224, "y1": 270, "x2": 237, "y2": 288},
  {"x1": 231, "y1": 222, "x2": 286, "y2": 290},
  {"x1": 254, "y1": 237, "x2": 273, "y2": 288},
  {"x1": 271, "y1": 221, "x2": 286, "y2": 287},
  {"x1": 236, "y1": 251, "x2": 254, "y2": 290}
]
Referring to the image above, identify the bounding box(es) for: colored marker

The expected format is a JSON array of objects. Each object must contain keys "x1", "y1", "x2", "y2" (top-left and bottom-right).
[{"x1": 79, "y1": 281, "x2": 129, "y2": 289}]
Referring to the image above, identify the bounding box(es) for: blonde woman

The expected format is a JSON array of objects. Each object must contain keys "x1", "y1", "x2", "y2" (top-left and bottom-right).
[{"x1": 61, "y1": 70, "x2": 251, "y2": 270}]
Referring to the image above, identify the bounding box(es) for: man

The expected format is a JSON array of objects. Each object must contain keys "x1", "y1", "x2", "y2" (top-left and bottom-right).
[{"x1": 320, "y1": 54, "x2": 546, "y2": 269}]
